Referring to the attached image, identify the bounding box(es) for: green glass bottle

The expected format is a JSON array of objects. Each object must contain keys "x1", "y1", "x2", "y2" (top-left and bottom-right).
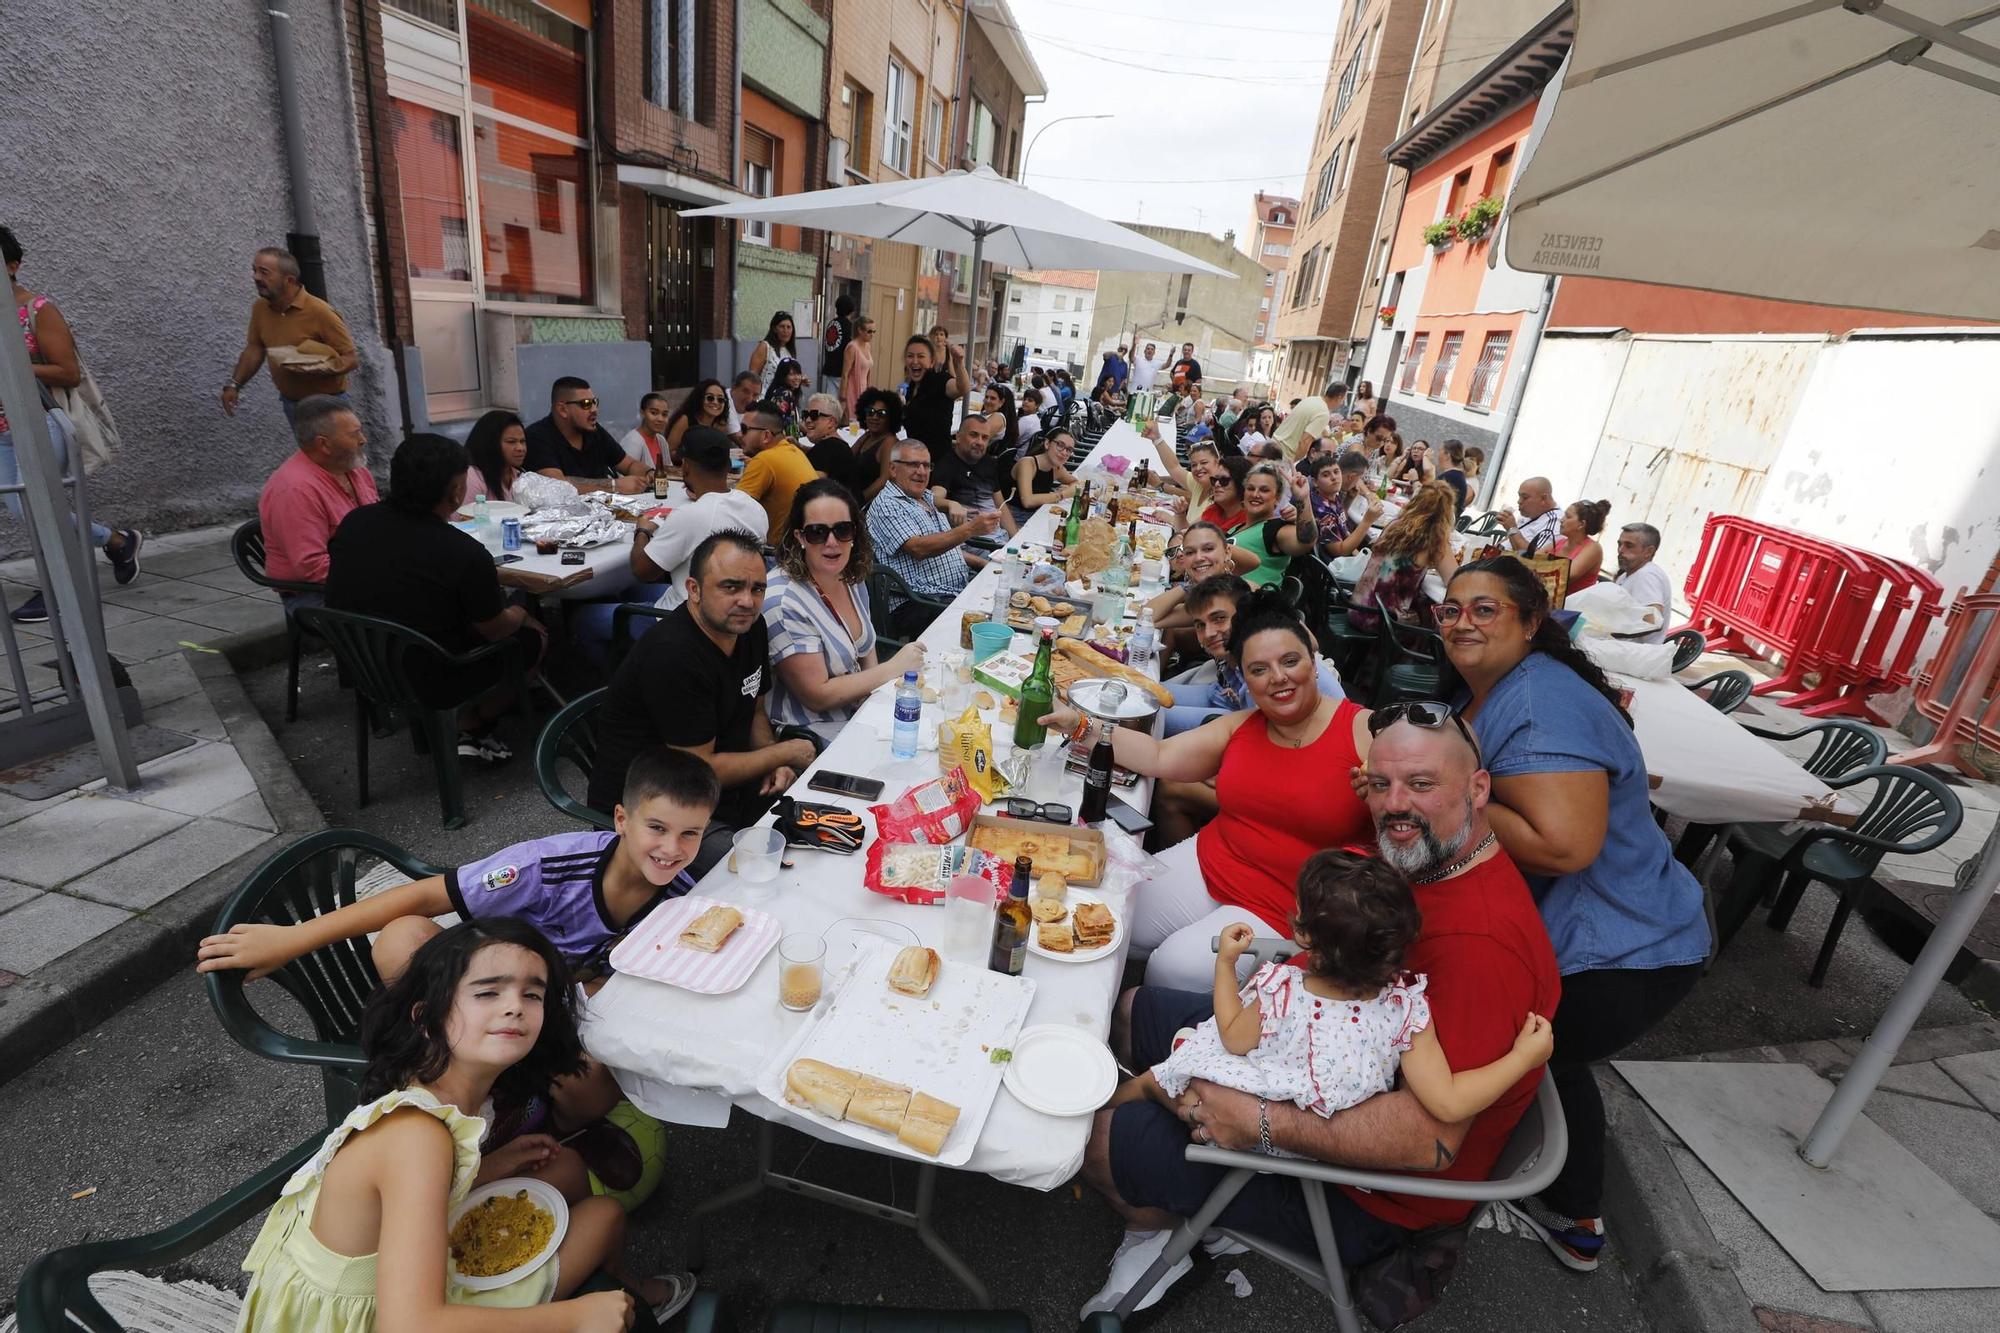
[
  {"x1": 1064, "y1": 481, "x2": 1087, "y2": 550},
  {"x1": 1014, "y1": 628, "x2": 1057, "y2": 750}
]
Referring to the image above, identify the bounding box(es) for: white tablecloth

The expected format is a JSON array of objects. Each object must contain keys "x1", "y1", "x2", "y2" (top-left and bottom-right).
[
  {"x1": 583, "y1": 422, "x2": 1167, "y2": 1191},
  {"x1": 1618, "y1": 671, "x2": 1861, "y2": 826},
  {"x1": 495, "y1": 483, "x2": 698, "y2": 601}
]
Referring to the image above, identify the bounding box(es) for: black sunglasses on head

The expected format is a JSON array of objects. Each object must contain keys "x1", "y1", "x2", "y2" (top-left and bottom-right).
[
  {"x1": 1367, "y1": 700, "x2": 1480, "y2": 761},
  {"x1": 797, "y1": 521, "x2": 856, "y2": 544}
]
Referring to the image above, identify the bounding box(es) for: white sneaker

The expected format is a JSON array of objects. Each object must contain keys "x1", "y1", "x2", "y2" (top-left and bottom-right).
[
  {"x1": 1202, "y1": 1230, "x2": 1249, "y2": 1258},
  {"x1": 1079, "y1": 1228, "x2": 1194, "y2": 1318}
]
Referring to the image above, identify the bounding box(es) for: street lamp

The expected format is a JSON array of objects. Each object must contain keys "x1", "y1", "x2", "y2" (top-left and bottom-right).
[{"x1": 1022, "y1": 113, "x2": 1114, "y2": 180}]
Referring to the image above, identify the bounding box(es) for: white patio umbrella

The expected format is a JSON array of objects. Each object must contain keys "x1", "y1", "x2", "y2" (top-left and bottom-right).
[
  {"x1": 1504, "y1": 0, "x2": 2000, "y2": 322},
  {"x1": 1499, "y1": 0, "x2": 2000, "y2": 1275},
  {"x1": 684, "y1": 165, "x2": 1234, "y2": 368}
]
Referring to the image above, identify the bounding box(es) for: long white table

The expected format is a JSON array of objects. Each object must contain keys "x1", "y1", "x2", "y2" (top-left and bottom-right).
[{"x1": 583, "y1": 423, "x2": 1167, "y2": 1221}]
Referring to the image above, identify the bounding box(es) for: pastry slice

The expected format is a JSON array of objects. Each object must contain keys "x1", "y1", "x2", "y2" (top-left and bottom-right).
[
  {"x1": 886, "y1": 946, "x2": 940, "y2": 997},
  {"x1": 785, "y1": 1059, "x2": 858, "y2": 1120},
  {"x1": 847, "y1": 1075, "x2": 913, "y2": 1134},
  {"x1": 1036, "y1": 920, "x2": 1075, "y2": 952},
  {"x1": 1072, "y1": 901, "x2": 1116, "y2": 947},
  {"x1": 1030, "y1": 897, "x2": 1068, "y2": 924},
  {"x1": 679, "y1": 905, "x2": 743, "y2": 952},
  {"x1": 897, "y1": 1091, "x2": 962, "y2": 1157}
]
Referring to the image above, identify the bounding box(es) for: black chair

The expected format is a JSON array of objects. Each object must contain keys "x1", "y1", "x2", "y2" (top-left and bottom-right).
[
  {"x1": 611, "y1": 600, "x2": 676, "y2": 671},
  {"x1": 1685, "y1": 668, "x2": 1754, "y2": 715},
  {"x1": 203, "y1": 828, "x2": 442, "y2": 1122},
  {"x1": 294, "y1": 606, "x2": 526, "y2": 830},
  {"x1": 534, "y1": 687, "x2": 614, "y2": 830},
  {"x1": 1677, "y1": 719, "x2": 1887, "y2": 866},
  {"x1": 1664, "y1": 627, "x2": 1707, "y2": 674},
  {"x1": 1363, "y1": 594, "x2": 1446, "y2": 707},
  {"x1": 867, "y1": 566, "x2": 949, "y2": 657},
  {"x1": 230, "y1": 517, "x2": 322, "y2": 721},
  {"x1": 1715, "y1": 764, "x2": 1962, "y2": 984}
]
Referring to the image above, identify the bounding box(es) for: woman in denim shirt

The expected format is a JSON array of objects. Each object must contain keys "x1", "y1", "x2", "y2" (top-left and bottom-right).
[{"x1": 1440, "y1": 555, "x2": 1709, "y2": 1275}]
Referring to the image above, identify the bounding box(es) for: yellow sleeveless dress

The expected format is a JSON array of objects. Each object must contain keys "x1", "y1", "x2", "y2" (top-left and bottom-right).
[{"x1": 235, "y1": 1087, "x2": 559, "y2": 1331}]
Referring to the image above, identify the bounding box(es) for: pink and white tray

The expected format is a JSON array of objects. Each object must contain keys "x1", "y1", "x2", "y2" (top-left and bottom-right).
[{"x1": 609, "y1": 895, "x2": 780, "y2": 993}]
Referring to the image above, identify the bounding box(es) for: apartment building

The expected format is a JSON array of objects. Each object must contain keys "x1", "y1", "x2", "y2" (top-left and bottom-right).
[{"x1": 1003, "y1": 269, "x2": 1097, "y2": 374}]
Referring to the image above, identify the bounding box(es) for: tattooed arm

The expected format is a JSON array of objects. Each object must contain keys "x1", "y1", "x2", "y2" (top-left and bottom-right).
[{"x1": 1179, "y1": 1080, "x2": 1471, "y2": 1171}]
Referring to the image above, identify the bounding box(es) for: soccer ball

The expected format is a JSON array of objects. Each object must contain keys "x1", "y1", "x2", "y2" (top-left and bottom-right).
[{"x1": 587, "y1": 1100, "x2": 668, "y2": 1212}]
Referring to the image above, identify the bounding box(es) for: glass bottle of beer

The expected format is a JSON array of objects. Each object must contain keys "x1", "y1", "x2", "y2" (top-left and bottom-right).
[
  {"x1": 1064, "y1": 481, "x2": 1088, "y2": 550},
  {"x1": 988, "y1": 855, "x2": 1033, "y2": 977},
  {"x1": 1013, "y1": 628, "x2": 1057, "y2": 750}
]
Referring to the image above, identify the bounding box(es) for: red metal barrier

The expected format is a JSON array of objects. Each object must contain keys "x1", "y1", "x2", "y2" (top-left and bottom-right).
[
  {"x1": 1674, "y1": 516, "x2": 1941, "y2": 724},
  {"x1": 1894, "y1": 590, "x2": 2000, "y2": 777}
]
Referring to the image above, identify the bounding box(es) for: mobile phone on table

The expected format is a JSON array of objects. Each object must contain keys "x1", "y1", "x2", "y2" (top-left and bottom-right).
[
  {"x1": 560, "y1": 549, "x2": 586, "y2": 565},
  {"x1": 1103, "y1": 794, "x2": 1153, "y2": 835},
  {"x1": 494, "y1": 553, "x2": 522, "y2": 565},
  {"x1": 808, "y1": 770, "x2": 886, "y2": 801}
]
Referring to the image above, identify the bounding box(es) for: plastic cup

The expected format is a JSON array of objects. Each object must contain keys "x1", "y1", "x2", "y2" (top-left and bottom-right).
[
  {"x1": 971, "y1": 621, "x2": 1014, "y2": 662},
  {"x1": 778, "y1": 934, "x2": 825, "y2": 1011},
  {"x1": 945, "y1": 873, "x2": 995, "y2": 960},
  {"x1": 732, "y1": 827, "x2": 784, "y2": 883}
]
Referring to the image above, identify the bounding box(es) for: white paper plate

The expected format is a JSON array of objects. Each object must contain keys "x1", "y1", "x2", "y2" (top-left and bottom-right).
[
  {"x1": 1026, "y1": 889, "x2": 1123, "y2": 963},
  {"x1": 449, "y1": 1176, "x2": 568, "y2": 1291},
  {"x1": 1002, "y1": 1024, "x2": 1119, "y2": 1116}
]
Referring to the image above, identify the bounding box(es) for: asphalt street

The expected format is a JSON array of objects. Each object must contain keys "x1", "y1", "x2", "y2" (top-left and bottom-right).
[{"x1": 2, "y1": 647, "x2": 1984, "y2": 1328}]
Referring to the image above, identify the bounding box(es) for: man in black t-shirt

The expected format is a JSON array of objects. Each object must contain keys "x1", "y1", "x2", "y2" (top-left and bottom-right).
[
  {"x1": 1170, "y1": 342, "x2": 1203, "y2": 389},
  {"x1": 586, "y1": 529, "x2": 817, "y2": 875},
  {"x1": 820, "y1": 292, "x2": 854, "y2": 394},
  {"x1": 326, "y1": 433, "x2": 547, "y2": 762},
  {"x1": 523, "y1": 375, "x2": 648, "y2": 493},
  {"x1": 901, "y1": 333, "x2": 960, "y2": 451},
  {"x1": 927, "y1": 411, "x2": 1017, "y2": 535}
]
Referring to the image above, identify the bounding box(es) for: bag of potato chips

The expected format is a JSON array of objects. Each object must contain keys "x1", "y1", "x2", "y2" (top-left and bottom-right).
[{"x1": 938, "y1": 706, "x2": 1005, "y2": 801}]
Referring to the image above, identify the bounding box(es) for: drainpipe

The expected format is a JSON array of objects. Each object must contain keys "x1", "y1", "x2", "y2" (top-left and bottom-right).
[
  {"x1": 730, "y1": 0, "x2": 745, "y2": 362},
  {"x1": 266, "y1": 0, "x2": 325, "y2": 298}
]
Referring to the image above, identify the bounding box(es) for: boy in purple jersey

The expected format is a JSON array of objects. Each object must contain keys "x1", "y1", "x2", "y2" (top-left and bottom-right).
[{"x1": 199, "y1": 748, "x2": 718, "y2": 1195}]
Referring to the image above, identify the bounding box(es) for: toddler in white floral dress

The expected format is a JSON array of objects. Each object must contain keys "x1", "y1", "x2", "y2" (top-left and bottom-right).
[{"x1": 1109, "y1": 850, "x2": 1552, "y2": 1133}]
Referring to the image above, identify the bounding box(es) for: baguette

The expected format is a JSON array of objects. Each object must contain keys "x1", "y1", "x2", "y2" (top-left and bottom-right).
[
  {"x1": 897, "y1": 1091, "x2": 962, "y2": 1157},
  {"x1": 785, "y1": 1059, "x2": 858, "y2": 1120},
  {"x1": 886, "y1": 945, "x2": 940, "y2": 998},
  {"x1": 847, "y1": 1075, "x2": 913, "y2": 1134},
  {"x1": 1054, "y1": 638, "x2": 1174, "y2": 707},
  {"x1": 678, "y1": 905, "x2": 743, "y2": 952}
]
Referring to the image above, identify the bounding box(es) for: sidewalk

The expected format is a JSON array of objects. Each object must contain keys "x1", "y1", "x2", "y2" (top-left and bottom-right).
[{"x1": 0, "y1": 524, "x2": 321, "y2": 1083}]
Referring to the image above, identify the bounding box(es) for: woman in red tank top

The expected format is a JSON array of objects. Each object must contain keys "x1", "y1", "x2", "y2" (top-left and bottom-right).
[{"x1": 1039, "y1": 588, "x2": 1374, "y2": 991}]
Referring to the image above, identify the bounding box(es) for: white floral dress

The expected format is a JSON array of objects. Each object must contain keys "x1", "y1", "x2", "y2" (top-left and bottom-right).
[{"x1": 1152, "y1": 962, "x2": 1432, "y2": 1120}]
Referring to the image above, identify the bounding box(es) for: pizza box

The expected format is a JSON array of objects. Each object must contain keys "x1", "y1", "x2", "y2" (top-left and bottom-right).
[{"x1": 965, "y1": 812, "x2": 1106, "y2": 888}]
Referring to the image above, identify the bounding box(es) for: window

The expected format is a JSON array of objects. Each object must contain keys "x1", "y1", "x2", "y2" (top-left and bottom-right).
[
  {"x1": 1310, "y1": 151, "x2": 1338, "y2": 218},
  {"x1": 1486, "y1": 145, "x2": 1516, "y2": 200},
  {"x1": 645, "y1": 0, "x2": 695, "y2": 119},
  {"x1": 393, "y1": 100, "x2": 473, "y2": 282},
  {"x1": 1053, "y1": 294, "x2": 1066, "y2": 311},
  {"x1": 1290, "y1": 245, "x2": 1322, "y2": 309},
  {"x1": 741, "y1": 129, "x2": 774, "y2": 245},
  {"x1": 1262, "y1": 243, "x2": 1290, "y2": 258},
  {"x1": 1265, "y1": 272, "x2": 1275, "y2": 288},
  {"x1": 1009, "y1": 289, "x2": 1021, "y2": 303},
  {"x1": 1255, "y1": 322, "x2": 1266, "y2": 339},
  {"x1": 1445, "y1": 168, "x2": 1472, "y2": 218},
  {"x1": 925, "y1": 95, "x2": 946, "y2": 165},
  {"x1": 1340, "y1": 136, "x2": 1358, "y2": 193},
  {"x1": 1467, "y1": 332, "x2": 1512, "y2": 409},
  {"x1": 387, "y1": 0, "x2": 457, "y2": 29},
  {"x1": 1428, "y1": 332, "x2": 1464, "y2": 398},
  {"x1": 1050, "y1": 322, "x2": 1062, "y2": 335},
  {"x1": 884, "y1": 57, "x2": 915, "y2": 174},
  {"x1": 1007, "y1": 314, "x2": 1019, "y2": 331},
  {"x1": 1070, "y1": 324, "x2": 1080, "y2": 338},
  {"x1": 1399, "y1": 333, "x2": 1429, "y2": 392},
  {"x1": 1272, "y1": 209, "x2": 1287, "y2": 224},
  {"x1": 844, "y1": 81, "x2": 874, "y2": 174},
  {"x1": 1332, "y1": 36, "x2": 1368, "y2": 119},
  {"x1": 467, "y1": 3, "x2": 593, "y2": 304},
  {"x1": 970, "y1": 100, "x2": 997, "y2": 168}
]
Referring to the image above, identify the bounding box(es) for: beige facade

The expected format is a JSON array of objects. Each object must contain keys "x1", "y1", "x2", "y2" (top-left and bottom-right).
[
  {"x1": 1088, "y1": 226, "x2": 1269, "y2": 390},
  {"x1": 1245, "y1": 191, "x2": 1298, "y2": 351}
]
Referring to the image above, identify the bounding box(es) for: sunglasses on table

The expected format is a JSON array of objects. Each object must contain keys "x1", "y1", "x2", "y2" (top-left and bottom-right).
[
  {"x1": 1001, "y1": 799, "x2": 1074, "y2": 824},
  {"x1": 797, "y1": 521, "x2": 857, "y2": 544},
  {"x1": 1367, "y1": 700, "x2": 1481, "y2": 760},
  {"x1": 1432, "y1": 599, "x2": 1515, "y2": 627},
  {"x1": 562, "y1": 398, "x2": 599, "y2": 410}
]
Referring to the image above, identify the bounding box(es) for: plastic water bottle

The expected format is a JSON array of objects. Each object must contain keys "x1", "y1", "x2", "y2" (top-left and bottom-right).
[
  {"x1": 991, "y1": 551, "x2": 1013, "y2": 620},
  {"x1": 891, "y1": 670, "x2": 922, "y2": 760},
  {"x1": 474, "y1": 494, "x2": 490, "y2": 526},
  {"x1": 1129, "y1": 607, "x2": 1159, "y2": 675}
]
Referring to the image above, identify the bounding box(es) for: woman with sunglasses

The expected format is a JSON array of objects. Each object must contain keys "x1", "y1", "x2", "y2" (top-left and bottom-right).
[
  {"x1": 1000, "y1": 427, "x2": 1078, "y2": 525},
  {"x1": 1039, "y1": 587, "x2": 1373, "y2": 990},
  {"x1": 1438, "y1": 555, "x2": 1707, "y2": 1273},
  {"x1": 850, "y1": 387, "x2": 904, "y2": 503},
  {"x1": 840, "y1": 315, "x2": 875, "y2": 422},
  {"x1": 764, "y1": 478, "x2": 925, "y2": 742},
  {"x1": 664, "y1": 379, "x2": 731, "y2": 463},
  {"x1": 1198, "y1": 456, "x2": 1251, "y2": 536}
]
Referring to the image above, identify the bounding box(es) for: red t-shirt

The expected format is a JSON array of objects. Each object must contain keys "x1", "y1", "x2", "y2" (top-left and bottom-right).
[
  {"x1": 1340, "y1": 851, "x2": 1561, "y2": 1230},
  {"x1": 1197, "y1": 702, "x2": 1373, "y2": 932}
]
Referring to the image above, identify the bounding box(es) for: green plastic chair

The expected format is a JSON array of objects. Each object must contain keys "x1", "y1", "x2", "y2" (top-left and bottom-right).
[
  {"x1": 1676, "y1": 719, "x2": 1886, "y2": 867},
  {"x1": 1664, "y1": 627, "x2": 1707, "y2": 674},
  {"x1": 535, "y1": 688, "x2": 615, "y2": 830},
  {"x1": 610, "y1": 600, "x2": 676, "y2": 671},
  {"x1": 203, "y1": 829, "x2": 445, "y2": 1122},
  {"x1": 230, "y1": 517, "x2": 323, "y2": 722},
  {"x1": 1684, "y1": 667, "x2": 1754, "y2": 715},
  {"x1": 1716, "y1": 764, "x2": 1962, "y2": 985},
  {"x1": 295, "y1": 606, "x2": 526, "y2": 829},
  {"x1": 1363, "y1": 594, "x2": 1446, "y2": 707},
  {"x1": 14, "y1": 1133, "x2": 660, "y2": 1333},
  {"x1": 867, "y1": 565, "x2": 950, "y2": 657}
]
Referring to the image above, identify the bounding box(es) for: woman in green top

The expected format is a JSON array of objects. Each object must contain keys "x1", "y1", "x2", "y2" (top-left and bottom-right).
[{"x1": 1233, "y1": 462, "x2": 1319, "y2": 587}]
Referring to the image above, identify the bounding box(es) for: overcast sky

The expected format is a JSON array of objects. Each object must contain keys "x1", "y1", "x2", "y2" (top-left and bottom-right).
[{"x1": 1005, "y1": 0, "x2": 1340, "y2": 243}]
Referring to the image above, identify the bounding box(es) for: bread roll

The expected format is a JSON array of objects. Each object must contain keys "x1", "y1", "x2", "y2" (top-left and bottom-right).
[
  {"x1": 679, "y1": 905, "x2": 743, "y2": 952},
  {"x1": 1037, "y1": 871, "x2": 1069, "y2": 901},
  {"x1": 847, "y1": 1075, "x2": 912, "y2": 1134},
  {"x1": 897, "y1": 1092, "x2": 961, "y2": 1157},
  {"x1": 785, "y1": 1059, "x2": 858, "y2": 1120},
  {"x1": 886, "y1": 946, "x2": 940, "y2": 998}
]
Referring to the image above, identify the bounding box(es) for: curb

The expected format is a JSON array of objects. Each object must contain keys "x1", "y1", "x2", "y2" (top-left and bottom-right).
[
  {"x1": 1598, "y1": 1071, "x2": 1761, "y2": 1333},
  {"x1": 0, "y1": 633, "x2": 324, "y2": 1091}
]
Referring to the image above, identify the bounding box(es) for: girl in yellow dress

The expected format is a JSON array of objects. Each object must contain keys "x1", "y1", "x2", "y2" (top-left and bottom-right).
[{"x1": 235, "y1": 917, "x2": 688, "y2": 1332}]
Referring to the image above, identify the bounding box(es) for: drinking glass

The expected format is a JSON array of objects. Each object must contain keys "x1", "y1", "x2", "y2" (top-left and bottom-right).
[{"x1": 778, "y1": 933, "x2": 825, "y2": 1011}]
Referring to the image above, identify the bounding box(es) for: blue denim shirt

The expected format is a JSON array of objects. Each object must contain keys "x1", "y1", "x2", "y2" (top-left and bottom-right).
[{"x1": 1462, "y1": 652, "x2": 1710, "y2": 976}]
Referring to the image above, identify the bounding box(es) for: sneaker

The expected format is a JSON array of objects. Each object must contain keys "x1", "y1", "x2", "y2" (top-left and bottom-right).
[
  {"x1": 1079, "y1": 1228, "x2": 1194, "y2": 1318},
  {"x1": 647, "y1": 1272, "x2": 697, "y2": 1324},
  {"x1": 1201, "y1": 1230, "x2": 1249, "y2": 1259},
  {"x1": 106, "y1": 528, "x2": 142, "y2": 585},
  {"x1": 456, "y1": 732, "x2": 513, "y2": 764},
  {"x1": 1499, "y1": 1201, "x2": 1604, "y2": 1272},
  {"x1": 9, "y1": 591, "x2": 48, "y2": 625}
]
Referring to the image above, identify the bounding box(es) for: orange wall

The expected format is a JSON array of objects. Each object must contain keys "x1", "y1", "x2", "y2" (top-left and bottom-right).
[
  {"x1": 1389, "y1": 103, "x2": 1536, "y2": 277},
  {"x1": 1548, "y1": 277, "x2": 1967, "y2": 335},
  {"x1": 1393, "y1": 312, "x2": 1523, "y2": 406},
  {"x1": 743, "y1": 88, "x2": 811, "y2": 254}
]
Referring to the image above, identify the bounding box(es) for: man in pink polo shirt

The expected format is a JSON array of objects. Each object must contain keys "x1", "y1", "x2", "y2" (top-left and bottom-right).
[{"x1": 257, "y1": 394, "x2": 377, "y2": 602}]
